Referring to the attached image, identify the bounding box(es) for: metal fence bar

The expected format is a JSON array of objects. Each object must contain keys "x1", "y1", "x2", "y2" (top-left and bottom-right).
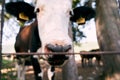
[
  {"x1": 0, "y1": 0, "x2": 5, "y2": 79},
  {"x1": 2, "y1": 51, "x2": 120, "y2": 55}
]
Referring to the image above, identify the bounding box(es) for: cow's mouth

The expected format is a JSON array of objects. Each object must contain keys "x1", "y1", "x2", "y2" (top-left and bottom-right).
[
  {"x1": 45, "y1": 44, "x2": 71, "y2": 66},
  {"x1": 47, "y1": 55, "x2": 69, "y2": 66}
]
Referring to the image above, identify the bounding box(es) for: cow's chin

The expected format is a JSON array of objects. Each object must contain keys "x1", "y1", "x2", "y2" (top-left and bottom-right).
[{"x1": 47, "y1": 55, "x2": 69, "y2": 66}]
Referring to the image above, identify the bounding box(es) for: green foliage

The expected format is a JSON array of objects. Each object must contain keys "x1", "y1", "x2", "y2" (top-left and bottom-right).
[
  {"x1": 1, "y1": 58, "x2": 17, "y2": 80},
  {"x1": 72, "y1": 0, "x2": 80, "y2": 8},
  {"x1": 2, "y1": 59, "x2": 13, "y2": 69}
]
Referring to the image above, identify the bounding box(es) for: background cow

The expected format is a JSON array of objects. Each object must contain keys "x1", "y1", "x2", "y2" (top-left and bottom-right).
[
  {"x1": 80, "y1": 49, "x2": 101, "y2": 67},
  {"x1": 15, "y1": 19, "x2": 42, "y2": 80},
  {"x1": 5, "y1": 1, "x2": 95, "y2": 80}
]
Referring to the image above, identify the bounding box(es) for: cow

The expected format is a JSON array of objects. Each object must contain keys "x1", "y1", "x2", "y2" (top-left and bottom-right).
[
  {"x1": 14, "y1": 19, "x2": 42, "y2": 80},
  {"x1": 80, "y1": 49, "x2": 101, "y2": 67},
  {"x1": 5, "y1": 1, "x2": 95, "y2": 80}
]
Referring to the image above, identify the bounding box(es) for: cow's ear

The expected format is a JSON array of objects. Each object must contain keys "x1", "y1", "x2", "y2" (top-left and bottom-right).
[
  {"x1": 70, "y1": 6, "x2": 95, "y2": 25},
  {"x1": 5, "y1": 1, "x2": 36, "y2": 21}
]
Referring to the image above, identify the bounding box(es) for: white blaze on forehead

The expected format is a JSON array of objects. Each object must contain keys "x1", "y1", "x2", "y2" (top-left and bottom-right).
[{"x1": 35, "y1": 0, "x2": 72, "y2": 52}]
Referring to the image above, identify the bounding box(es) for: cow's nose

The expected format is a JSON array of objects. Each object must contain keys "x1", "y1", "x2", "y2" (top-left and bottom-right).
[{"x1": 45, "y1": 44, "x2": 71, "y2": 52}]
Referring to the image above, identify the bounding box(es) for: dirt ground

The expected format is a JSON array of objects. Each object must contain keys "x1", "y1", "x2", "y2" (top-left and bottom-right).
[
  {"x1": 2, "y1": 55, "x2": 103, "y2": 80},
  {"x1": 25, "y1": 59, "x2": 103, "y2": 80}
]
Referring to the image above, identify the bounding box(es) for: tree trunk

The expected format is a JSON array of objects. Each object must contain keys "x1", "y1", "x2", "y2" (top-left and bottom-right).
[
  {"x1": 96, "y1": 0, "x2": 120, "y2": 80},
  {"x1": 62, "y1": 22, "x2": 78, "y2": 80},
  {"x1": 62, "y1": 55, "x2": 78, "y2": 80},
  {"x1": 0, "y1": 0, "x2": 5, "y2": 79}
]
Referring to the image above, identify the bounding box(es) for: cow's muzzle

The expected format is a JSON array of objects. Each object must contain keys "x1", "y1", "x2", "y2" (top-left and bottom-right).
[
  {"x1": 46, "y1": 44, "x2": 71, "y2": 52},
  {"x1": 45, "y1": 44, "x2": 71, "y2": 66}
]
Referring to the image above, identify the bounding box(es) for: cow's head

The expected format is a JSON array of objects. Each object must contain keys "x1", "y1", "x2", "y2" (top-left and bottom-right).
[
  {"x1": 35, "y1": 0, "x2": 72, "y2": 53},
  {"x1": 34, "y1": 0, "x2": 73, "y2": 66}
]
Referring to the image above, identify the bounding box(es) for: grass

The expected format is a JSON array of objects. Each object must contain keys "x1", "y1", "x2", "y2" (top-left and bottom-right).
[{"x1": 1, "y1": 58, "x2": 17, "y2": 80}]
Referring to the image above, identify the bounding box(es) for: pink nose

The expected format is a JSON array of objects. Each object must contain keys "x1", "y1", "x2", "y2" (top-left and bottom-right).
[{"x1": 46, "y1": 44, "x2": 71, "y2": 52}]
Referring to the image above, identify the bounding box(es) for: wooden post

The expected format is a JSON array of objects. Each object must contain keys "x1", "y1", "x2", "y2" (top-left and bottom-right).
[
  {"x1": 0, "y1": 0, "x2": 5, "y2": 79},
  {"x1": 62, "y1": 55, "x2": 79, "y2": 80},
  {"x1": 62, "y1": 22, "x2": 78, "y2": 80},
  {"x1": 96, "y1": 0, "x2": 120, "y2": 79}
]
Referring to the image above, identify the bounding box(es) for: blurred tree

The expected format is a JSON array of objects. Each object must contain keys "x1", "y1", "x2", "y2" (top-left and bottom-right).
[
  {"x1": 96, "y1": 0, "x2": 120, "y2": 79},
  {"x1": 72, "y1": 0, "x2": 84, "y2": 43},
  {"x1": 72, "y1": 0, "x2": 95, "y2": 43},
  {"x1": 72, "y1": 0, "x2": 80, "y2": 8},
  {"x1": 0, "y1": 1, "x2": 5, "y2": 80},
  {"x1": 0, "y1": 0, "x2": 2, "y2": 3}
]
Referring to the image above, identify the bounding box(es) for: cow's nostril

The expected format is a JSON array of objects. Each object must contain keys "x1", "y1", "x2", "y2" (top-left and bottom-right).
[
  {"x1": 63, "y1": 45, "x2": 71, "y2": 52},
  {"x1": 46, "y1": 44, "x2": 71, "y2": 52}
]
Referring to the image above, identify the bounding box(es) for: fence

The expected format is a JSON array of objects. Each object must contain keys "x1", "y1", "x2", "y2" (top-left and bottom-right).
[
  {"x1": 1, "y1": 51, "x2": 120, "y2": 80},
  {"x1": 2, "y1": 51, "x2": 120, "y2": 55}
]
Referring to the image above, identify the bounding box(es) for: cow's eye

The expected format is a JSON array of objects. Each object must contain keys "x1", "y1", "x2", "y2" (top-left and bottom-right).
[{"x1": 36, "y1": 8, "x2": 40, "y2": 13}]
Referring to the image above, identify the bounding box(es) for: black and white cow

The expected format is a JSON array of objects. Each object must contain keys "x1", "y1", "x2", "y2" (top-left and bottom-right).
[{"x1": 5, "y1": 1, "x2": 95, "y2": 80}]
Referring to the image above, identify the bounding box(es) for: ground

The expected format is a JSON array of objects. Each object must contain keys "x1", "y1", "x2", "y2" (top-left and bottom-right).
[
  {"x1": 26, "y1": 58, "x2": 103, "y2": 80},
  {"x1": 2, "y1": 56, "x2": 103, "y2": 80}
]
